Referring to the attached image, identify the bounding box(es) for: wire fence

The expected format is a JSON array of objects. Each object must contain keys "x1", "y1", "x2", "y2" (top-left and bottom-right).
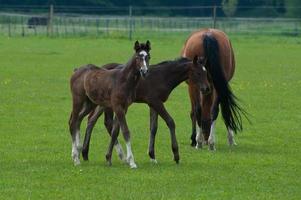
[{"x1": 0, "y1": 5, "x2": 300, "y2": 38}]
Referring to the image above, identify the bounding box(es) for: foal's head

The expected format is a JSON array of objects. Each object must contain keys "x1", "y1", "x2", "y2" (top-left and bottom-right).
[
  {"x1": 133, "y1": 40, "x2": 151, "y2": 78},
  {"x1": 190, "y1": 56, "x2": 211, "y2": 95}
]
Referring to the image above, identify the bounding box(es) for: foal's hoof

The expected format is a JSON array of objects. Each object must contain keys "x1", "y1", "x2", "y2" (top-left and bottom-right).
[
  {"x1": 105, "y1": 154, "x2": 112, "y2": 166},
  {"x1": 73, "y1": 159, "x2": 80, "y2": 166},
  {"x1": 195, "y1": 142, "x2": 203, "y2": 149},
  {"x1": 191, "y1": 140, "x2": 197, "y2": 147},
  {"x1": 174, "y1": 156, "x2": 180, "y2": 164},
  {"x1": 150, "y1": 159, "x2": 158, "y2": 164},
  {"x1": 208, "y1": 144, "x2": 216, "y2": 151},
  {"x1": 82, "y1": 153, "x2": 89, "y2": 161},
  {"x1": 130, "y1": 163, "x2": 137, "y2": 169}
]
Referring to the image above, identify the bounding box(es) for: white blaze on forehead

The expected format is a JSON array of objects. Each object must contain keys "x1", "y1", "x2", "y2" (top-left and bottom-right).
[
  {"x1": 202, "y1": 66, "x2": 207, "y2": 71},
  {"x1": 139, "y1": 50, "x2": 148, "y2": 57},
  {"x1": 139, "y1": 50, "x2": 148, "y2": 70}
]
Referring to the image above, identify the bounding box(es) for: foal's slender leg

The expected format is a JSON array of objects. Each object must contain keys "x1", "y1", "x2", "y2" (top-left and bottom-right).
[
  {"x1": 106, "y1": 108, "x2": 136, "y2": 168},
  {"x1": 148, "y1": 107, "x2": 158, "y2": 163},
  {"x1": 104, "y1": 108, "x2": 124, "y2": 161},
  {"x1": 82, "y1": 106, "x2": 104, "y2": 161},
  {"x1": 190, "y1": 109, "x2": 197, "y2": 147},
  {"x1": 105, "y1": 116, "x2": 120, "y2": 166},
  {"x1": 151, "y1": 102, "x2": 179, "y2": 164},
  {"x1": 188, "y1": 86, "x2": 200, "y2": 147},
  {"x1": 69, "y1": 98, "x2": 94, "y2": 165}
]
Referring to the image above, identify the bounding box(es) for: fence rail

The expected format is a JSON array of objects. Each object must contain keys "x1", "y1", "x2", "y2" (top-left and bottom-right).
[{"x1": 0, "y1": 5, "x2": 300, "y2": 38}]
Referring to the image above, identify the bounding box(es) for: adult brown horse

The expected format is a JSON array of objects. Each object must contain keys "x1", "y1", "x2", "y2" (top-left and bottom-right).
[
  {"x1": 181, "y1": 28, "x2": 247, "y2": 150},
  {"x1": 69, "y1": 41, "x2": 150, "y2": 168}
]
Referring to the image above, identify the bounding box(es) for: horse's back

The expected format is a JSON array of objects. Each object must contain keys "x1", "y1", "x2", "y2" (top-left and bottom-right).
[
  {"x1": 70, "y1": 64, "x2": 100, "y2": 97},
  {"x1": 181, "y1": 28, "x2": 235, "y2": 80}
]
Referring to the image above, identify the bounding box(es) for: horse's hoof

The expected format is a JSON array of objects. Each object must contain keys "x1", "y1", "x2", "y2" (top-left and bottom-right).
[
  {"x1": 105, "y1": 154, "x2": 112, "y2": 166},
  {"x1": 82, "y1": 153, "x2": 89, "y2": 161},
  {"x1": 195, "y1": 143, "x2": 203, "y2": 149},
  {"x1": 73, "y1": 159, "x2": 80, "y2": 166},
  {"x1": 107, "y1": 161, "x2": 112, "y2": 166},
  {"x1": 130, "y1": 163, "x2": 137, "y2": 169},
  {"x1": 174, "y1": 156, "x2": 180, "y2": 164},
  {"x1": 191, "y1": 140, "x2": 197, "y2": 147},
  {"x1": 208, "y1": 144, "x2": 216, "y2": 151},
  {"x1": 150, "y1": 159, "x2": 158, "y2": 164}
]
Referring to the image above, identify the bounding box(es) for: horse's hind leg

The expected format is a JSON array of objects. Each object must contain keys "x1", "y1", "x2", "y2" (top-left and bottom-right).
[
  {"x1": 148, "y1": 107, "x2": 158, "y2": 163},
  {"x1": 152, "y1": 102, "x2": 179, "y2": 164},
  {"x1": 69, "y1": 98, "x2": 83, "y2": 165},
  {"x1": 69, "y1": 97, "x2": 95, "y2": 165},
  {"x1": 82, "y1": 106, "x2": 104, "y2": 161},
  {"x1": 227, "y1": 128, "x2": 237, "y2": 146},
  {"x1": 208, "y1": 97, "x2": 219, "y2": 151},
  {"x1": 104, "y1": 108, "x2": 124, "y2": 161}
]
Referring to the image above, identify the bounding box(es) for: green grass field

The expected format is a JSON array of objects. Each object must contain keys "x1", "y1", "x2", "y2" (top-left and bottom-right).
[{"x1": 0, "y1": 34, "x2": 301, "y2": 199}]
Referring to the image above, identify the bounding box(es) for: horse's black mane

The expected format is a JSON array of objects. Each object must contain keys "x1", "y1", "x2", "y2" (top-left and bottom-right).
[{"x1": 151, "y1": 57, "x2": 191, "y2": 69}]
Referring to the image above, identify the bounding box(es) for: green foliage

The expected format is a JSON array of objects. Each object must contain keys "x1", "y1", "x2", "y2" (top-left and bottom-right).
[
  {"x1": 222, "y1": 0, "x2": 238, "y2": 17},
  {"x1": 284, "y1": 0, "x2": 301, "y2": 17},
  {"x1": 0, "y1": 34, "x2": 301, "y2": 199}
]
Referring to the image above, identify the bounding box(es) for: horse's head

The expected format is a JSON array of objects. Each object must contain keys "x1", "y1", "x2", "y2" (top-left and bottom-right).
[
  {"x1": 190, "y1": 56, "x2": 211, "y2": 95},
  {"x1": 133, "y1": 40, "x2": 151, "y2": 78}
]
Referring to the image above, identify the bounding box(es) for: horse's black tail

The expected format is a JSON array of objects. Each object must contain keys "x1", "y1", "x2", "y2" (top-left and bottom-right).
[{"x1": 203, "y1": 34, "x2": 247, "y2": 133}]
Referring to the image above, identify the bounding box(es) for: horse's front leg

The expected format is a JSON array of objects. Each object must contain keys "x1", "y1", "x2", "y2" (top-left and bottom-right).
[
  {"x1": 105, "y1": 116, "x2": 120, "y2": 166},
  {"x1": 151, "y1": 102, "x2": 179, "y2": 164},
  {"x1": 106, "y1": 107, "x2": 137, "y2": 168},
  {"x1": 148, "y1": 107, "x2": 158, "y2": 163},
  {"x1": 104, "y1": 108, "x2": 125, "y2": 161}
]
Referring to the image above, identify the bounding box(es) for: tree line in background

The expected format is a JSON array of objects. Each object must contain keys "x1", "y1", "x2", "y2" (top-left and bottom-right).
[{"x1": 0, "y1": 0, "x2": 300, "y2": 17}]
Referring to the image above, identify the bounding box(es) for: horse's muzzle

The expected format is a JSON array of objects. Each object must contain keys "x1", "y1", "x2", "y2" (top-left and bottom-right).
[
  {"x1": 200, "y1": 85, "x2": 211, "y2": 95},
  {"x1": 140, "y1": 69, "x2": 148, "y2": 78}
]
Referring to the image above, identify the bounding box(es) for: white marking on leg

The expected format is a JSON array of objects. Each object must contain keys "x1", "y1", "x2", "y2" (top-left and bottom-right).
[
  {"x1": 208, "y1": 120, "x2": 216, "y2": 151},
  {"x1": 195, "y1": 124, "x2": 204, "y2": 149},
  {"x1": 227, "y1": 128, "x2": 237, "y2": 146},
  {"x1": 126, "y1": 141, "x2": 137, "y2": 169},
  {"x1": 71, "y1": 131, "x2": 80, "y2": 165},
  {"x1": 150, "y1": 159, "x2": 158, "y2": 164},
  {"x1": 114, "y1": 142, "x2": 125, "y2": 161}
]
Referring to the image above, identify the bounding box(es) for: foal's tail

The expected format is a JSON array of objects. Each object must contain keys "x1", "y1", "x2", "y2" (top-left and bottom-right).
[{"x1": 202, "y1": 34, "x2": 247, "y2": 133}]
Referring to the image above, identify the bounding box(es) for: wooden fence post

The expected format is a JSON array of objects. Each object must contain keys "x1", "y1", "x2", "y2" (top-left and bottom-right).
[
  {"x1": 47, "y1": 4, "x2": 54, "y2": 37},
  {"x1": 213, "y1": 5, "x2": 217, "y2": 28},
  {"x1": 129, "y1": 6, "x2": 133, "y2": 40}
]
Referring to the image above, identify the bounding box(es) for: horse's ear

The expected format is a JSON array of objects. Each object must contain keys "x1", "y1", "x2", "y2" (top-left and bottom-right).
[
  {"x1": 193, "y1": 55, "x2": 198, "y2": 65},
  {"x1": 134, "y1": 41, "x2": 140, "y2": 51},
  {"x1": 146, "y1": 40, "x2": 151, "y2": 51},
  {"x1": 198, "y1": 56, "x2": 206, "y2": 65}
]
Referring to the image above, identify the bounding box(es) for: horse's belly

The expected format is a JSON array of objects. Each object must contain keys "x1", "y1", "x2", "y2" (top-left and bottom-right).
[{"x1": 86, "y1": 89, "x2": 111, "y2": 107}]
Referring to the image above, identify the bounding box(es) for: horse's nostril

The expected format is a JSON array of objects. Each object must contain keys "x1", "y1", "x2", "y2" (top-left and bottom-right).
[{"x1": 201, "y1": 87, "x2": 210, "y2": 94}]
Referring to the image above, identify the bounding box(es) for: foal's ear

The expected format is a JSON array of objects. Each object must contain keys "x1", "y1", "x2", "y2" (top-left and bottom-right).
[
  {"x1": 134, "y1": 41, "x2": 140, "y2": 51},
  {"x1": 193, "y1": 55, "x2": 198, "y2": 65},
  {"x1": 146, "y1": 40, "x2": 151, "y2": 51},
  {"x1": 198, "y1": 56, "x2": 206, "y2": 65}
]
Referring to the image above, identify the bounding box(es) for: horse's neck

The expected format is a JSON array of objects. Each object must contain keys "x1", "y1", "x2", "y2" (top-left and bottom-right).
[
  {"x1": 121, "y1": 55, "x2": 140, "y2": 89},
  {"x1": 164, "y1": 62, "x2": 190, "y2": 88}
]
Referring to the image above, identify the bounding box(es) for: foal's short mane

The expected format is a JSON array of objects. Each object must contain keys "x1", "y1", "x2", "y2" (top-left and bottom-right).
[
  {"x1": 73, "y1": 64, "x2": 100, "y2": 72},
  {"x1": 151, "y1": 57, "x2": 191, "y2": 70}
]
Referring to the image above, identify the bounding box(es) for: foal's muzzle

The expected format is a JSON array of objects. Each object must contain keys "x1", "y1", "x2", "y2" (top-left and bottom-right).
[
  {"x1": 140, "y1": 68, "x2": 148, "y2": 78},
  {"x1": 200, "y1": 85, "x2": 211, "y2": 95}
]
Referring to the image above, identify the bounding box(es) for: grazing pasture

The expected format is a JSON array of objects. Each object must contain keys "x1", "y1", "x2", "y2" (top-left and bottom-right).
[{"x1": 0, "y1": 34, "x2": 300, "y2": 199}]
